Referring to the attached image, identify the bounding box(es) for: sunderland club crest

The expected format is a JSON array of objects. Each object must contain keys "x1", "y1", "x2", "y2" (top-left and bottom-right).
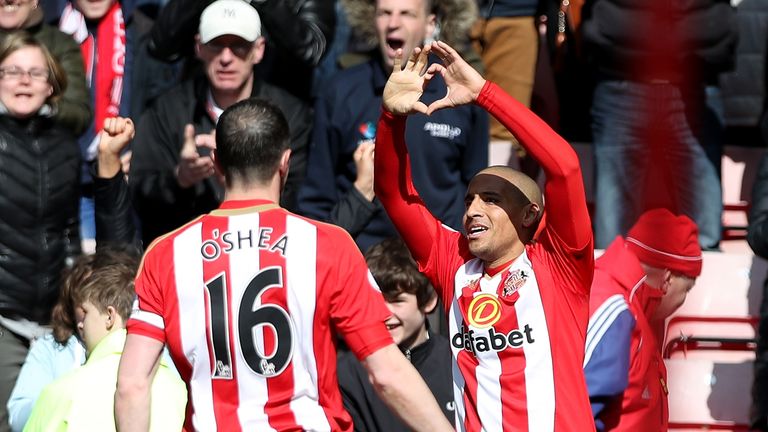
[{"x1": 502, "y1": 269, "x2": 528, "y2": 298}]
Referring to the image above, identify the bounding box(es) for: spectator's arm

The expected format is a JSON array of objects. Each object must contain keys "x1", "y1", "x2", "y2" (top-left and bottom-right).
[
  {"x1": 254, "y1": 0, "x2": 335, "y2": 66},
  {"x1": 362, "y1": 345, "x2": 453, "y2": 432},
  {"x1": 583, "y1": 306, "x2": 635, "y2": 430},
  {"x1": 147, "y1": 0, "x2": 207, "y2": 61},
  {"x1": 748, "y1": 152, "x2": 768, "y2": 259},
  {"x1": 53, "y1": 32, "x2": 92, "y2": 136}
]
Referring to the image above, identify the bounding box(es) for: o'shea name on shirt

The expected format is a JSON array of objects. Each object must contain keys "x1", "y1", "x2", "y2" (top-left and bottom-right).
[{"x1": 200, "y1": 228, "x2": 289, "y2": 261}]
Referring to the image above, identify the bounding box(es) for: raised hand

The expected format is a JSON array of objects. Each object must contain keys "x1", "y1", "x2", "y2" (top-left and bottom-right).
[
  {"x1": 97, "y1": 117, "x2": 135, "y2": 178},
  {"x1": 426, "y1": 40, "x2": 486, "y2": 115},
  {"x1": 99, "y1": 117, "x2": 135, "y2": 156},
  {"x1": 382, "y1": 46, "x2": 436, "y2": 115},
  {"x1": 176, "y1": 124, "x2": 216, "y2": 189},
  {"x1": 353, "y1": 140, "x2": 375, "y2": 201}
]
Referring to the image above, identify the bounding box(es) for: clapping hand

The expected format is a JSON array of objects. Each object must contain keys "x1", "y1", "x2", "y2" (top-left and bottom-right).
[{"x1": 176, "y1": 124, "x2": 216, "y2": 189}]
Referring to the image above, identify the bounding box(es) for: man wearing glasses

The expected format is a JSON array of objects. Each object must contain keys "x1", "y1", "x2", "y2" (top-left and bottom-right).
[{"x1": 129, "y1": 0, "x2": 311, "y2": 247}]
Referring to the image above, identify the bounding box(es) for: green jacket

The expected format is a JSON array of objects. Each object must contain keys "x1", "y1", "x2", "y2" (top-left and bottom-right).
[
  {"x1": 23, "y1": 330, "x2": 186, "y2": 432},
  {"x1": 17, "y1": 23, "x2": 92, "y2": 136}
]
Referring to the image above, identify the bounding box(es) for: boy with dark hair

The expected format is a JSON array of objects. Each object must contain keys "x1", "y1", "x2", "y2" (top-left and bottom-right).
[
  {"x1": 23, "y1": 251, "x2": 186, "y2": 432},
  {"x1": 338, "y1": 238, "x2": 455, "y2": 431}
]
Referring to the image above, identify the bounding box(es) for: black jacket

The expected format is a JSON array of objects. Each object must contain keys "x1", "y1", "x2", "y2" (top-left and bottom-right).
[
  {"x1": 0, "y1": 114, "x2": 81, "y2": 323},
  {"x1": 337, "y1": 332, "x2": 455, "y2": 431},
  {"x1": 749, "y1": 151, "x2": 768, "y2": 259},
  {"x1": 130, "y1": 72, "x2": 311, "y2": 246},
  {"x1": 582, "y1": 0, "x2": 738, "y2": 83}
]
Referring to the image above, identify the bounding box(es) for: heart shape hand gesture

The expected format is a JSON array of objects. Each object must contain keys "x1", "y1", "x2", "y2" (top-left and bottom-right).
[{"x1": 383, "y1": 41, "x2": 487, "y2": 116}]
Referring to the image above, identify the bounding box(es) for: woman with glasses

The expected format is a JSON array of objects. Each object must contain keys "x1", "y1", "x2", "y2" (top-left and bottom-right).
[{"x1": 0, "y1": 31, "x2": 80, "y2": 432}]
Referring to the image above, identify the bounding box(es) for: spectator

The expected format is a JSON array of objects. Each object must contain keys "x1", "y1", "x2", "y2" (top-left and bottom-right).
[
  {"x1": 298, "y1": 0, "x2": 488, "y2": 252},
  {"x1": 749, "y1": 151, "x2": 768, "y2": 431},
  {"x1": 147, "y1": 0, "x2": 335, "y2": 102},
  {"x1": 584, "y1": 208, "x2": 701, "y2": 431},
  {"x1": 375, "y1": 42, "x2": 594, "y2": 430},
  {"x1": 0, "y1": 0, "x2": 91, "y2": 135},
  {"x1": 6, "y1": 118, "x2": 136, "y2": 432},
  {"x1": 116, "y1": 98, "x2": 453, "y2": 431},
  {"x1": 53, "y1": 0, "x2": 179, "y2": 246},
  {"x1": 581, "y1": 0, "x2": 737, "y2": 250},
  {"x1": 129, "y1": 0, "x2": 311, "y2": 246},
  {"x1": 0, "y1": 31, "x2": 80, "y2": 432},
  {"x1": 337, "y1": 238, "x2": 454, "y2": 431},
  {"x1": 23, "y1": 248, "x2": 186, "y2": 432}
]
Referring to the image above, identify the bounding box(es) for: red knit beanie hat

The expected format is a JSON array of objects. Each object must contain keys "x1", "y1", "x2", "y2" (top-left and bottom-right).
[{"x1": 625, "y1": 208, "x2": 703, "y2": 278}]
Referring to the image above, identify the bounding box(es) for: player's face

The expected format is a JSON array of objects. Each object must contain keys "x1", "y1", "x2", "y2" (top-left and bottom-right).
[
  {"x1": 384, "y1": 291, "x2": 429, "y2": 350},
  {"x1": 197, "y1": 34, "x2": 264, "y2": 96},
  {"x1": 375, "y1": 0, "x2": 436, "y2": 72},
  {"x1": 0, "y1": 0, "x2": 36, "y2": 30},
  {"x1": 0, "y1": 46, "x2": 53, "y2": 119},
  {"x1": 74, "y1": 0, "x2": 115, "y2": 20},
  {"x1": 653, "y1": 273, "x2": 696, "y2": 320},
  {"x1": 464, "y1": 174, "x2": 525, "y2": 268},
  {"x1": 77, "y1": 301, "x2": 111, "y2": 355}
]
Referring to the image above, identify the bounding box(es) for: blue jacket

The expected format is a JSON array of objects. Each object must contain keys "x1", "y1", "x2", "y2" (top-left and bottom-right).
[{"x1": 298, "y1": 57, "x2": 488, "y2": 252}]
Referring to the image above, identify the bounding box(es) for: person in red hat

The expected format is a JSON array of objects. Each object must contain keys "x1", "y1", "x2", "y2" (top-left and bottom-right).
[{"x1": 583, "y1": 208, "x2": 702, "y2": 431}]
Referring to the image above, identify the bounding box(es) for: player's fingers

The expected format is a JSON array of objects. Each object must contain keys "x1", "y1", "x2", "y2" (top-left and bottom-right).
[
  {"x1": 393, "y1": 48, "x2": 403, "y2": 71},
  {"x1": 415, "y1": 45, "x2": 430, "y2": 74},
  {"x1": 406, "y1": 47, "x2": 421, "y2": 71},
  {"x1": 413, "y1": 101, "x2": 429, "y2": 115}
]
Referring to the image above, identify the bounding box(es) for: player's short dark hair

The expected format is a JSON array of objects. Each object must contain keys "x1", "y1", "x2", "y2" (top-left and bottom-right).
[
  {"x1": 365, "y1": 238, "x2": 434, "y2": 309},
  {"x1": 215, "y1": 98, "x2": 290, "y2": 186},
  {"x1": 75, "y1": 249, "x2": 140, "y2": 323}
]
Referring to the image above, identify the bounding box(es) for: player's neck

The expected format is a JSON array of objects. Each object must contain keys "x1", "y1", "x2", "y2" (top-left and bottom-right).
[{"x1": 224, "y1": 180, "x2": 281, "y2": 204}]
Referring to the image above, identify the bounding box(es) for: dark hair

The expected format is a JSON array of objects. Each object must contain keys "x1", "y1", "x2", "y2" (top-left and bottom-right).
[
  {"x1": 50, "y1": 248, "x2": 139, "y2": 345},
  {"x1": 215, "y1": 98, "x2": 290, "y2": 186},
  {"x1": 0, "y1": 30, "x2": 67, "y2": 103},
  {"x1": 365, "y1": 238, "x2": 434, "y2": 309}
]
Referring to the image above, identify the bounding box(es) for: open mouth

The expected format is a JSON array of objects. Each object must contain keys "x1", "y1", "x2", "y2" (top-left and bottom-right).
[
  {"x1": 1, "y1": 4, "x2": 20, "y2": 12},
  {"x1": 385, "y1": 322, "x2": 400, "y2": 330},
  {"x1": 386, "y1": 38, "x2": 404, "y2": 53},
  {"x1": 467, "y1": 225, "x2": 489, "y2": 239}
]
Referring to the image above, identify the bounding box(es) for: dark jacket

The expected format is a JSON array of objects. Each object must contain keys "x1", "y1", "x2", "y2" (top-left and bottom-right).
[
  {"x1": 749, "y1": 151, "x2": 768, "y2": 259},
  {"x1": 148, "y1": 0, "x2": 335, "y2": 101},
  {"x1": 719, "y1": 0, "x2": 768, "y2": 128},
  {"x1": 297, "y1": 56, "x2": 488, "y2": 252},
  {"x1": 0, "y1": 114, "x2": 81, "y2": 324},
  {"x1": 337, "y1": 332, "x2": 455, "y2": 431},
  {"x1": 582, "y1": 0, "x2": 738, "y2": 83},
  {"x1": 8, "y1": 22, "x2": 93, "y2": 136},
  {"x1": 130, "y1": 72, "x2": 311, "y2": 246},
  {"x1": 93, "y1": 167, "x2": 139, "y2": 251}
]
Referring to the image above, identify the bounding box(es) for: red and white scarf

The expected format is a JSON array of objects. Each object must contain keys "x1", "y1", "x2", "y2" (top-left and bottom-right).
[{"x1": 60, "y1": 1, "x2": 126, "y2": 133}]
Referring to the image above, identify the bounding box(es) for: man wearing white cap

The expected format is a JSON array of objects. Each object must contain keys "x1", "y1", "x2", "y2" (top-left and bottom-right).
[{"x1": 129, "y1": 0, "x2": 311, "y2": 247}]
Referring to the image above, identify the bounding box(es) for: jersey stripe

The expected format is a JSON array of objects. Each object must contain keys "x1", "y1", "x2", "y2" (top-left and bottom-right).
[
  {"x1": 516, "y1": 255, "x2": 554, "y2": 432},
  {"x1": 173, "y1": 224, "x2": 218, "y2": 431},
  {"x1": 227, "y1": 212, "x2": 274, "y2": 430},
  {"x1": 285, "y1": 216, "x2": 331, "y2": 431}
]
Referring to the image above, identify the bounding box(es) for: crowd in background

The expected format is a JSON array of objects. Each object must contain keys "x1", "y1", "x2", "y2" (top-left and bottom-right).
[{"x1": 0, "y1": 0, "x2": 766, "y2": 430}]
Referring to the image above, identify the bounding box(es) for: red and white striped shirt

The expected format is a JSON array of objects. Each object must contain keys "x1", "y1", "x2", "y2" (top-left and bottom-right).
[
  {"x1": 127, "y1": 200, "x2": 393, "y2": 432},
  {"x1": 374, "y1": 81, "x2": 595, "y2": 431}
]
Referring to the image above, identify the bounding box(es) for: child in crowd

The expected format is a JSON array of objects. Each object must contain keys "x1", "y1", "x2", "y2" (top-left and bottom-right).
[
  {"x1": 22, "y1": 250, "x2": 186, "y2": 432},
  {"x1": 337, "y1": 238, "x2": 455, "y2": 431}
]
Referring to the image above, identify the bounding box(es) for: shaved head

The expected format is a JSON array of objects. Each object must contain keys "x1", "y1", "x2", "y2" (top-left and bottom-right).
[{"x1": 478, "y1": 166, "x2": 543, "y2": 210}]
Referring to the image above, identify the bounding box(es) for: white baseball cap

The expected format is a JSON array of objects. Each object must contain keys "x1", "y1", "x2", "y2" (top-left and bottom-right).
[{"x1": 198, "y1": 0, "x2": 262, "y2": 44}]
